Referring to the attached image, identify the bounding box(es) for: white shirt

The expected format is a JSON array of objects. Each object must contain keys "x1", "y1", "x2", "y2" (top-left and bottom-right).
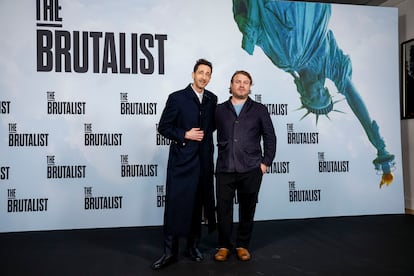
[{"x1": 191, "y1": 85, "x2": 204, "y2": 103}]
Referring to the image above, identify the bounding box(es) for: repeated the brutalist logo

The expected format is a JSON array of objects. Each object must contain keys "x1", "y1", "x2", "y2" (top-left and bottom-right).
[
  {"x1": 8, "y1": 123, "x2": 49, "y2": 147},
  {"x1": 84, "y1": 187, "x2": 123, "y2": 210},
  {"x1": 266, "y1": 161, "x2": 290, "y2": 174},
  {"x1": 84, "y1": 123, "x2": 122, "y2": 146},
  {"x1": 156, "y1": 185, "x2": 165, "y2": 207},
  {"x1": 7, "y1": 189, "x2": 48, "y2": 212},
  {"x1": 36, "y1": 0, "x2": 167, "y2": 74},
  {"x1": 0, "y1": 100, "x2": 10, "y2": 114},
  {"x1": 289, "y1": 181, "x2": 321, "y2": 203},
  {"x1": 155, "y1": 123, "x2": 172, "y2": 146},
  {"x1": 1, "y1": 166, "x2": 10, "y2": 180},
  {"x1": 254, "y1": 94, "x2": 288, "y2": 116},
  {"x1": 47, "y1": 155, "x2": 86, "y2": 179},
  {"x1": 287, "y1": 123, "x2": 319, "y2": 144},
  {"x1": 47, "y1": 91, "x2": 86, "y2": 115},
  {"x1": 318, "y1": 152, "x2": 349, "y2": 173},
  {"x1": 120, "y1": 93, "x2": 157, "y2": 115},
  {"x1": 120, "y1": 155, "x2": 158, "y2": 177}
]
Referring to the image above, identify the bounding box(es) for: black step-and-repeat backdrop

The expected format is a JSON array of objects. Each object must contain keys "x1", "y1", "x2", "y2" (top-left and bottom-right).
[{"x1": 0, "y1": 0, "x2": 404, "y2": 232}]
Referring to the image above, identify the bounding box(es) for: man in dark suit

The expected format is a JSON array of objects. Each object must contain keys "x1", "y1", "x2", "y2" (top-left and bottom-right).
[
  {"x1": 152, "y1": 59, "x2": 217, "y2": 270},
  {"x1": 214, "y1": 70, "x2": 276, "y2": 262}
]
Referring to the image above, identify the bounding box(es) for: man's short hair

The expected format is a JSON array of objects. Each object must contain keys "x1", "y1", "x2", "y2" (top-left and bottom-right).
[{"x1": 194, "y1": 58, "x2": 213, "y2": 73}]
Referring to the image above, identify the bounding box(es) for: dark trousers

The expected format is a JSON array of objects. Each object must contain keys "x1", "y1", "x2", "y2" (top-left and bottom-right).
[
  {"x1": 216, "y1": 168, "x2": 263, "y2": 249},
  {"x1": 163, "y1": 182, "x2": 203, "y2": 256}
]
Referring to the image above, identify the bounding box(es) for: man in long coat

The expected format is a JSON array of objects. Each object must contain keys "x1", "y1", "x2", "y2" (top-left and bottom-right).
[{"x1": 151, "y1": 59, "x2": 217, "y2": 270}]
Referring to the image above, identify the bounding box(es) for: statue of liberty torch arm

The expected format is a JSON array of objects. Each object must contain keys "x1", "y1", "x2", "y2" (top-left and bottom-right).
[{"x1": 342, "y1": 78, "x2": 395, "y2": 186}]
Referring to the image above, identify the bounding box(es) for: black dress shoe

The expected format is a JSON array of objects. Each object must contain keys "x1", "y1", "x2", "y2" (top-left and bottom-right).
[
  {"x1": 185, "y1": 247, "x2": 204, "y2": 262},
  {"x1": 151, "y1": 254, "x2": 177, "y2": 270}
]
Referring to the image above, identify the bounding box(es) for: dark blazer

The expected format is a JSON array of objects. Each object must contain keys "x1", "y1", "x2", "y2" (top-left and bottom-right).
[
  {"x1": 215, "y1": 96, "x2": 276, "y2": 173},
  {"x1": 158, "y1": 84, "x2": 217, "y2": 236}
]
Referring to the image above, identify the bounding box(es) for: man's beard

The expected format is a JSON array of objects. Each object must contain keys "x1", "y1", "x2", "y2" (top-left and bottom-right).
[{"x1": 233, "y1": 92, "x2": 249, "y2": 100}]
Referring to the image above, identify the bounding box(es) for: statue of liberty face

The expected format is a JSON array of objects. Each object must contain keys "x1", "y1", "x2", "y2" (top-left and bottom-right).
[{"x1": 295, "y1": 70, "x2": 333, "y2": 117}]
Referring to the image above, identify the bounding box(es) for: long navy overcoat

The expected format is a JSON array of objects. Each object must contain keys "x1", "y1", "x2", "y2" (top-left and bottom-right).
[{"x1": 158, "y1": 84, "x2": 217, "y2": 236}]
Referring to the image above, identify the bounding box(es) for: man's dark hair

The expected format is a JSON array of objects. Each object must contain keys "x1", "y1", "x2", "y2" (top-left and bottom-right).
[
  {"x1": 230, "y1": 70, "x2": 253, "y2": 84},
  {"x1": 194, "y1": 58, "x2": 213, "y2": 73}
]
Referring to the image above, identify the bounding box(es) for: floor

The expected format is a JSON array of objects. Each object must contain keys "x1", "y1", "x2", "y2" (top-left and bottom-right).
[{"x1": 1, "y1": 214, "x2": 414, "y2": 276}]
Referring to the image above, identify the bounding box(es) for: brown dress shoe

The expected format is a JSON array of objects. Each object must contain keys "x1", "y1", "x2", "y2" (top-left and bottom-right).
[
  {"x1": 214, "y1": 248, "x2": 230, "y2": 261},
  {"x1": 236, "y1": 247, "x2": 251, "y2": 261}
]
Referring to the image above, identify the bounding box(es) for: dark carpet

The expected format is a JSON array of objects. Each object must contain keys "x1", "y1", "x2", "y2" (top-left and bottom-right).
[{"x1": 1, "y1": 214, "x2": 414, "y2": 276}]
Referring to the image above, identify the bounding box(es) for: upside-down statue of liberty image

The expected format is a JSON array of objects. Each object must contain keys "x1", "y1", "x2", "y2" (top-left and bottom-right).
[{"x1": 232, "y1": 0, "x2": 395, "y2": 187}]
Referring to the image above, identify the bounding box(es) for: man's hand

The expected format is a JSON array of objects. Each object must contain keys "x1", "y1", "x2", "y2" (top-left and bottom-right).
[
  {"x1": 185, "y1": 128, "x2": 204, "y2": 141},
  {"x1": 260, "y1": 163, "x2": 267, "y2": 174}
]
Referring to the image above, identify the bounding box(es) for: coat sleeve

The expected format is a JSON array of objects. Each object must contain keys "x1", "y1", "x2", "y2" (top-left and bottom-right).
[
  {"x1": 158, "y1": 95, "x2": 186, "y2": 144},
  {"x1": 260, "y1": 106, "x2": 277, "y2": 166}
]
